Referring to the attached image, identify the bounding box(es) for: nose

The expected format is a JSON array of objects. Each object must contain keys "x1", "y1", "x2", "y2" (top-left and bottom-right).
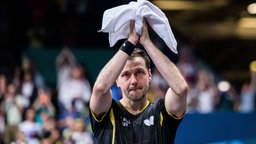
[{"x1": 130, "y1": 75, "x2": 137, "y2": 85}]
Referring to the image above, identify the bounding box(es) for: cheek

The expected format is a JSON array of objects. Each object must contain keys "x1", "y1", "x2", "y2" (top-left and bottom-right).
[
  {"x1": 122, "y1": 81, "x2": 131, "y2": 90},
  {"x1": 143, "y1": 78, "x2": 151, "y2": 89},
  {"x1": 117, "y1": 79, "x2": 129, "y2": 89}
]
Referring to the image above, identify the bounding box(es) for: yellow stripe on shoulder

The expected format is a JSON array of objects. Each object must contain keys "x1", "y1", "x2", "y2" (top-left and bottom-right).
[
  {"x1": 110, "y1": 108, "x2": 116, "y2": 144},
  {"x1": 90, "y1": 109, "x2": 109, "y2": 122},
  {"x1": 164, "y1": 105, "x2": 185, "y2": 120},
  {"x1": 160, "y1": 112, "x2": 163, "y2": 126}
]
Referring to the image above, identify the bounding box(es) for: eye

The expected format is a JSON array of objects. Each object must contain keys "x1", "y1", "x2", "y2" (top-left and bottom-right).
[
  {"x1": 121, "y1": 72, "x2": 130, "y2": 78},
  {"x1": 136, "y1": 70, "x2": 145, "y2": 76}
]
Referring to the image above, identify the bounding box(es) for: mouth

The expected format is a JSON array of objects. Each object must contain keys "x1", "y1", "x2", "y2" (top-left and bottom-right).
[{"x1": 128, "y1": 87, "x2": 141, "y2": 92}]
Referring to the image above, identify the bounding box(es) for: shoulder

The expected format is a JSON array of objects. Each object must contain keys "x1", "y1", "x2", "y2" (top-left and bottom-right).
[
  {"x1": 150, "y1": 99, "x2": 185, "y2": 120},
  {"x1": 149, "y1": 99, "x2": 165, "y2": 109},
  {"x1": 90, "y1": 99, "x2": 119, "y2": 122}
]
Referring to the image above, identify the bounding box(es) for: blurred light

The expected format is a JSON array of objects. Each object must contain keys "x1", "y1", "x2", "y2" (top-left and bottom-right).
[
  {"x1": 238, "y1": 17, "x2": 256, "y2": 28},
  {"x1": 250, "y1": 60, "x2": 256, "y2": 72},
  {"x1": 217, "y1": 81, "x2": 230, "y2": 92},
  {"x1": 247, "y1": 3, "x2": 256, "y2": 14},
  {"x1": 152, "y1": 1, "x2": 201, "y2": 10},
  {"x1": 151, "y1": 0, "x2": 229, "y2": 10}
]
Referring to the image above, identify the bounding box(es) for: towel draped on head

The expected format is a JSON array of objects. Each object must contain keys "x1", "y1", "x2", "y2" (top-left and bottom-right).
[{"x1": 99, "y1": 0, "x2": 178, "y2": 54}]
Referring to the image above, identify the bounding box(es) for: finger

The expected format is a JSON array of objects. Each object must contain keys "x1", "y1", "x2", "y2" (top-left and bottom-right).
[
  {"x1": 130, "y1": 20, "x2": 135, "y2": 31},
  {"x1": 143, "y1": 18, "x2": 148, "y2": 29},
  {"x1": 141, "y1": 19, "x2": 148, "y2": 35},
  {"x1": 143, "y1": 18, "x2": 146, "y2": 24}
]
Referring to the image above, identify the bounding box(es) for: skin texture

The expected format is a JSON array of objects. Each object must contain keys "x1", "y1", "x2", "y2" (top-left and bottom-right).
[{"x1": 90, "y1": 19, "x2": 188, "y2": 118}]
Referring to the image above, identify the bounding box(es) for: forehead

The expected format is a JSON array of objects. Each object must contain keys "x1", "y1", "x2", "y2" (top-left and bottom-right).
[{"x1": 123, "y1": 57, "x2": 147, "y2": 70}]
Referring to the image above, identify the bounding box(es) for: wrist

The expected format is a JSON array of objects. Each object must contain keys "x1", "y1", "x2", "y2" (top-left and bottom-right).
[
  {"x1": 120, "y1": 40, "x2": 136, "y2": 56},
  {"x1": 127, "y1": 38, "x2": 137, "y2": 45},
  {"x1": 141, "y1": 39, "x2": 153, "y2": 49}
]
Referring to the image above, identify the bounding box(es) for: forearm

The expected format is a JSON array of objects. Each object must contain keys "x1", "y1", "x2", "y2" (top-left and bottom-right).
[
  {"x1": 90, "y1": 20, "x2": 138, "y2": 115},
  {"x1": 143, "y1": 41, "x2": 188, "y2": 94},
  {"x1": 90, "y1": 50, "x2": 129, "y2": 115},
  {"x1": 94, "y1": 51, "x2": 129, "y2": 92},
  {"x1": 142, "y1": 41, "x2": 188, "y2": 116}
]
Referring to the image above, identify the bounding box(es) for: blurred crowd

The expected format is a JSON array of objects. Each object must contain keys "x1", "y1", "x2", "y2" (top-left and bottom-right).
[
  {"x1": 0, "y1": 47, "x2": 94, "y2": 144},
  {"x1": 148, "y1": 46, "x2": 256, "y2": 114}
]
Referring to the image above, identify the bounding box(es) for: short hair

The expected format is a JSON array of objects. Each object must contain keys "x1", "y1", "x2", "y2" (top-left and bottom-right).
[{"x1": 129, "y1": 48, "x2": 150, "y2": 69}]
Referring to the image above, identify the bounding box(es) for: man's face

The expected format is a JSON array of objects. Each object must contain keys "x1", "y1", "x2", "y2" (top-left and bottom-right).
[{"x1": 116, "y1": 57, "x2": 151, "y2": 101}]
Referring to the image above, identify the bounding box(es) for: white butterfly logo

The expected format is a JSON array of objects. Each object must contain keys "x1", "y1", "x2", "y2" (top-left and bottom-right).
[{"x1": 144, "y1": 116, "x2": 154, "y2": 126}]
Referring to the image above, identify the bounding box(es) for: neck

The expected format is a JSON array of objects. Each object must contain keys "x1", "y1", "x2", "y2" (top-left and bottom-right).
[{"x1": 120, "y1": 98, "x2": 149, "y2": 115}]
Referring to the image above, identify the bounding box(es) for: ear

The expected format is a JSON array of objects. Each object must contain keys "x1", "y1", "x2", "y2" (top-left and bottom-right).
[
  {"x1": 116, "y1": 79, "x2": 120, "y2": 87},
  {"x1": 148, "y1": 68, "x2": 152, "y2": 81}
]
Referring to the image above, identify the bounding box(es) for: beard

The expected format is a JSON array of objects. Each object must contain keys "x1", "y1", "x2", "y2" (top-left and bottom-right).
[{"x1": 124, "y1": 86, "x2": 148, "y2": 101}]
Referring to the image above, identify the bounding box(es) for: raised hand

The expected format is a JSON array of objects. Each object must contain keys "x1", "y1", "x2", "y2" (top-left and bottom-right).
[
  {"x1": 128, "y1": 20, "x2": 139, "y2": 45},
  {"x1": 139, "y1": 19, "x2": 151, "y2": 46}
]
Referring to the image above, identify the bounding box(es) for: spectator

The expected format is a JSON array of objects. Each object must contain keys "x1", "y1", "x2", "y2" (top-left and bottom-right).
[
  {"x1": 18, "y1": 108, "x2": 43, "y2": 144},
  {"x1": 10, "y1": 129, "x2": 27, "y2": 144},
  {"x1": 11, "y1": 66, "x2": 22, "y2": 88},
  {"x1": 21, "y1": 56, "x2": 45, "y2": 89},
  {"x1": 1, "y1": 83, "x2": 28, "y2": 144},
  {"x1": 57, "y1": 63, "x2": 91, "y2": 122},
  {"x1": 0, "y1": 73, "x2": 7, "y2": 99},
  {"x1": 19, "y1": 71, "x2": 38, "y2": 108},
  {"x1": 239, "y1": 60, "x2": 256, "y2": 113},
  {"x1": 185, "y1": 78, "x2": 198, "y2": 113},
  {"x1": 61, "y1": 116, "x2": 75, "y2": 143},
  {"x1": 177, "y1": 46, "x2": 198, "y2": 85},
  {"x1": 0, "y1": 73, "x2": 8, "y2": 143},
  {"x1": 215, "y1": 80, "x2": 240, "y2": 112},
  {"x1": 194, "y1": 69, "x2": 220, "y2": 113},
  {"x1": 55, "y1": 47, "x2": 76, "y2": 90},
  {"x1": 32, "y1": 87, "x2": 56, "y2": 126},
  {"x1": 71, "y1": 118, "x2": 93, "y2": 144},
  {"x1": 40, "y1": 117, "x2": 62, "y2": 144}
]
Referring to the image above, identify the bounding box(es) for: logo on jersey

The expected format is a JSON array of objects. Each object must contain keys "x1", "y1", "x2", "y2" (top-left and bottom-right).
[
  {"x1": 121, "y1": 117, "x2": 131, "y2": 127},
  {"x1": 144, "y1": 116, "x2": 154, "y2": 126}
]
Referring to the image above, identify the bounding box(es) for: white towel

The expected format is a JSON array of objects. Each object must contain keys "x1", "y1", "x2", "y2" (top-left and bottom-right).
[{"x1": 99, "y1": 0, "x2": 178, "y2": 54}]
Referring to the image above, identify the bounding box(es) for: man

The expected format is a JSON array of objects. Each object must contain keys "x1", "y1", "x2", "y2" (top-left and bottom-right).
[{"x1": 89, "y1": 19, "x2": 188, "y2": 144}]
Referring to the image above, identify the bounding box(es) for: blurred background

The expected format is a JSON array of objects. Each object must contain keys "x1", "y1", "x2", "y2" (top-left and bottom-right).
[{"x1": 0, "y1": 0, "x2": 256, "y2": 144}]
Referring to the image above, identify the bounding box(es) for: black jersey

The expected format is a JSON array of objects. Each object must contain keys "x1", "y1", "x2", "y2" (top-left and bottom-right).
[{"x1": 90, "y1": 99, "x2": 183, "y2": 144}]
